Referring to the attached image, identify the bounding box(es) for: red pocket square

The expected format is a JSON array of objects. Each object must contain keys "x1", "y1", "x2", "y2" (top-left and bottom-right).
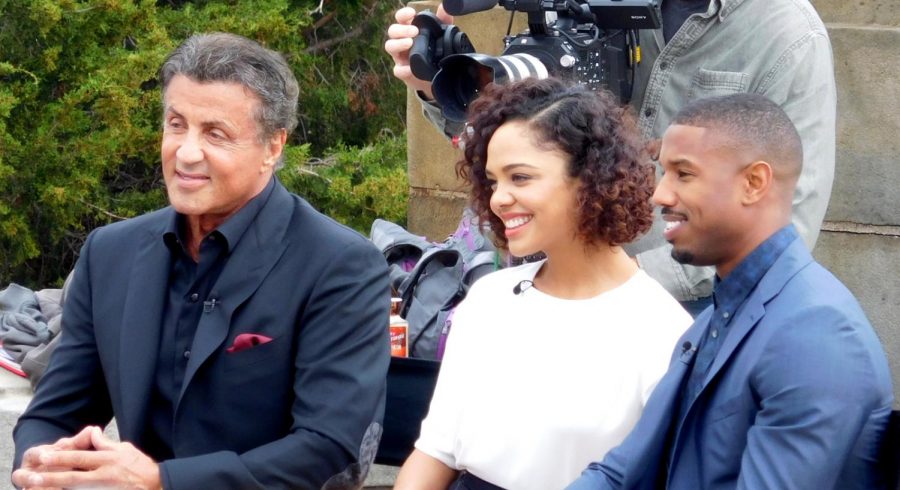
[{"x1": 226, "y1": 333, "x2": 273, "y2": 353}]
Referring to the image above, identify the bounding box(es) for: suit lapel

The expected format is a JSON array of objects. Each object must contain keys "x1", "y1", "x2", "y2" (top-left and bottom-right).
[
  {"x1": 117, "y1": 211, "x2": 173, "y2": 440},
  {"x1": 176, "y1": 181, "x2": 293, "y2": 406},
  {"x1": 629, "y1": 357, "x2": 695, "y2": 490},
  {"x1": 661, "y1": 310, "x2": 710, "y2": 484},
  {"x1": 667, "y1": 238, "x2": 813, "y2": 473},
  {"x1": 700, "y1": 239, "x2": 812, "y2": 392}
]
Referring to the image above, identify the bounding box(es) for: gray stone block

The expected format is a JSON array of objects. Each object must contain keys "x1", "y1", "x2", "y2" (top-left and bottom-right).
[
  {"x1": 364, "y1": 464, "x2": 399, "y2": 488},
  {"x1": 1, "y1": 394, "x2": 31, "y2": 486},
  {"x1": 406, "y1": 88, "x2": 467, "y2": 192},
  {"x1": 825, "y1": 25, "x2": 900, "y2": 225},
  {"x1": 0, "y1": 370, "x2": 30, "y2": 397},
  {"x1": 0, "y1": 369, "x2": 30, "y2": 486},
  {"x1": 814, "y1": 231, "x2": 900, "y2": 407},
  {"x1": 812, "y1": 0, "x2": 900, "y2": 27},
  {"x1": 407, "y1": 189, "x2": 468, "y2": 240}
]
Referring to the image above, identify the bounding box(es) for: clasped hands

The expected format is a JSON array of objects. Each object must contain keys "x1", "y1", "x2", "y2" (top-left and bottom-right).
[{"x1": 12, "y1": 426, "x2": 161, "y2": 490}]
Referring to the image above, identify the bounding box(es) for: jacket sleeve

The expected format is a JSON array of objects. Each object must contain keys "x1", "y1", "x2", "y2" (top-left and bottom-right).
[
  {"x1": 12, "y1": 230, "x2": 114, "y2": 469},
  {"x1": 635, "y1": 249, "x2": 715, "y2": 303},
  {"x1": 736, "y1": 304, "x2": 891, "y2": 489},
  {"x1": 418, "y1": 92, "x2": 465, "y2": 140},
  {"x1": 566, "y1": 459, "x2": 624, "y2": 490},
  {"x1": 756, "y1": 28, "x2": 836, "y2": 250},
  {"x1": 159, "y1": 239, "x2": 391, "y2": 490}
]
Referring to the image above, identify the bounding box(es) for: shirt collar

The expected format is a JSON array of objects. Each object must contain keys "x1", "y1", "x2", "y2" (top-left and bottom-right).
[
  {"x1": 712, "y1": 224, "x2": 798, "y2": 316},
  {"x1": 689, "y1": 0, "x2": 743, "y2": 20},
  {"x1": 715, "y1": 0, "x2": 746, "y2": 20},
  {"x1": 163, "y1": 176, "x2": 276, "y2": 255}
]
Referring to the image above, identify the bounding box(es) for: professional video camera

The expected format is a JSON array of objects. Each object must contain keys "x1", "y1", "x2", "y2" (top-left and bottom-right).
[{"x1": 409, "y1": 0, "x2": 661, "y2": 122}]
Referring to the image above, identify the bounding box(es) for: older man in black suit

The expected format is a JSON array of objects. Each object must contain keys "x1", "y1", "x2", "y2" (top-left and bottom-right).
[{"x1": 13, "y1": 32, "x2": 390, "y2": 490}]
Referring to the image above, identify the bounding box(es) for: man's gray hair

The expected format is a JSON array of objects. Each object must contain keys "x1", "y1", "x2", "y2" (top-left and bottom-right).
[{"x1": 159, "y1": 32, "x2": 299, "y2": 143}]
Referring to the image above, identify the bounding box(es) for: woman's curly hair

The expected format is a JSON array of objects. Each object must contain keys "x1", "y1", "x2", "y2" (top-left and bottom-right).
[{"x1": 456, "y1": 77, "x2": 655, "y2": 250}]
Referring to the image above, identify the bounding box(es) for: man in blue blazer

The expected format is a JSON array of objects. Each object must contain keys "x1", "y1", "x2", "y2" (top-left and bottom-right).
[
  {"x1": 12, "y1": 33, "x2": 390, "y2": 489},
  {"x1": 568, "y1": 94, "x2": 893, "y2": 489}
]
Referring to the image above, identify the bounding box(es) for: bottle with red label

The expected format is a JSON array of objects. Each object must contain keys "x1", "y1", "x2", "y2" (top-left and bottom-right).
[{"x1": 389, "y1": 298, "x2": 408, "y2": 357}]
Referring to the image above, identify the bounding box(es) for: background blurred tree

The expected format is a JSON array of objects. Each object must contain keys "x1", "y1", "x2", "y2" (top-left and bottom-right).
[{"x1": 0, "y1": 0, "x2": 409, "y2": 288}]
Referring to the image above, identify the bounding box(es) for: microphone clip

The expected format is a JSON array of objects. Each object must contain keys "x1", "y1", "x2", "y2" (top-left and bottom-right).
[
  {"x1": 203, "y1": 298, "x2": 219, "y2": 313},
  {"x1": 513, "y1": 280, "x2": 534, "y2": 295}
]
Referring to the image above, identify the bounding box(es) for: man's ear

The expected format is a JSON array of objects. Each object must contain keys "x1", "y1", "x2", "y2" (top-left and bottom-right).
[
  {"x1": 741, "y1": 160, "x2": 772, "y2": 205},
  {"x1": 263, "y1": 128, "x2": 288, "y2": 172}
]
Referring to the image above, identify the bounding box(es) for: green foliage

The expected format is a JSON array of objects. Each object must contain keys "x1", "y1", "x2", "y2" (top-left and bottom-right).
[
  {"x1": 279, "y1": 132, "x2": 409, "y2": 232},
  {"x1": 0, "y1": 0, "x2": 408, "y2": 288}
]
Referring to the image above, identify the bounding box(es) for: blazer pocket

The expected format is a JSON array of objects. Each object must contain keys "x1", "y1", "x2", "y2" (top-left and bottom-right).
[
  {"x1": 707, "y1": 394, "x2": 744, "y2": 423},
  {"x1": 688, "y1": 68, "x2": 749, "y2": 100},
  {"x1": 223, "y1": 335, "x2": 285, "y2": 372}
]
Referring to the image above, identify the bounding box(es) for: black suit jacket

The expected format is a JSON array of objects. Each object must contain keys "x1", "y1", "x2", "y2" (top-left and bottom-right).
[{"x1": 14, "y1": 179, "x2": 391, "y2": 489}]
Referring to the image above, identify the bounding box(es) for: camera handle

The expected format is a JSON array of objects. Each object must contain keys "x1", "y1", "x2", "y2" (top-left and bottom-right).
[{"x1": 409, "y1": 11, "x2": 475, "y2": 82}]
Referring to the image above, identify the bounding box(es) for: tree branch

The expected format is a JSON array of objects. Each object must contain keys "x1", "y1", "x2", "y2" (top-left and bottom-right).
[
  {"x1": 304, "y1": 25, "x2": 365, "y2": 54},
  {"x1": 303, "y1": 0, "x2": 379, "y2": 54},
  {"x1": 78, "y1": 199, "x2": 128, "y2": 221}
]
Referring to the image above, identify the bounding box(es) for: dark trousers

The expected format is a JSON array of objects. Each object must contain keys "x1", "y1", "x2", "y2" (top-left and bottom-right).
[{"x1": 450, "y1": 472, "x2": 507, "y2": 490}]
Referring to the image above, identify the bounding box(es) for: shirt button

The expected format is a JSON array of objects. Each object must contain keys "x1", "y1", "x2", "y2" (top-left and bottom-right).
[
  {"x1": 711, "y1": 329, "x2": 719, "y2": 339},
  {"x1": 660, "y1": 61, "x2": 669, "y2": 71},
  {"x1": 644, "y1": 108, "x2": 653, "y2": 117},
  {"x1": 190, "y1": 293, "x2": 199, "y2": 302},
  {"x1": 183, "y1": 350, "x2": 191, "y2": 359},
  {"x1": 723, "y1": 312, "x2": 730, "y2": 319}
]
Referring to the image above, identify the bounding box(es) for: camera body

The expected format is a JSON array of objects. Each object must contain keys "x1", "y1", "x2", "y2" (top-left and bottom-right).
[{"x1": 410, "y1": 0, "x2": 661, "y2": 123}]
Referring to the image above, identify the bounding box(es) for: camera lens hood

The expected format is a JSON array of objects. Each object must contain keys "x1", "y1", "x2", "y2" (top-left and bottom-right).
[{"x1": 433, "y1": 53, "x2": 548, "y2": 122}]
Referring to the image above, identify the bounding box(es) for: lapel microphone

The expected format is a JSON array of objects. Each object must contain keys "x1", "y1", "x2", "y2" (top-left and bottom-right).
[
  {"x1": 203, "y1": 298, "x2": 219, "y2": 313},
  {"x1": 513, "y1": 280, "x2": 534, "y2": 295}
]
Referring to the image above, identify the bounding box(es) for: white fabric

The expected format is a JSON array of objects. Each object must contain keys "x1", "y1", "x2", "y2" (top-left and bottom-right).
[{"x1": 415, "y1": 260, "x2": 692, "y2": 490}]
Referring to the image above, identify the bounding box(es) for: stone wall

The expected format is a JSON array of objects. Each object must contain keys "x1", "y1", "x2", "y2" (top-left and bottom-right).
[
  {"x1": 811, "y1": 0, "x2": 900, "y2": 405},
  {"x1": 405, "y1": 0, "x2": 900, "y2": 403}
]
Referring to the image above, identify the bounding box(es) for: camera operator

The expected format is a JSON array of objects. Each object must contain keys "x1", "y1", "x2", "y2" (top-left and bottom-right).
[{"x1": 384, "y1": 0, "x2": 836, "y2": 316}]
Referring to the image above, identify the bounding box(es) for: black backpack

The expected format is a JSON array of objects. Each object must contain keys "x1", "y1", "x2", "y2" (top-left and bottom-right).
[{"x1": 370, "y1": 209, "x2": 499, "y2": 360}]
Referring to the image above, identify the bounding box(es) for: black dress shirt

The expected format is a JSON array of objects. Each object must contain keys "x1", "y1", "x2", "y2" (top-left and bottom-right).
[{"x1": 143, "y1": 178, "x2": 276, "y2": 460}]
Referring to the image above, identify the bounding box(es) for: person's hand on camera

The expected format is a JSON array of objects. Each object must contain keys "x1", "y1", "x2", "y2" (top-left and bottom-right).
[{"x1": 385, "y1": 5, "x2": 454, "y2": 100}]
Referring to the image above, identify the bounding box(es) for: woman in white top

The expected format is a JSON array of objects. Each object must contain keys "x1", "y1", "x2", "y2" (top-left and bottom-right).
[{"x1": 394, "y1": 78, "x2": 692, "y2": 490}]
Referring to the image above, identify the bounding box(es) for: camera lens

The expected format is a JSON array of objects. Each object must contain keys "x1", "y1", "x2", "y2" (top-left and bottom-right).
[{"x1": 433, "y1": 53, "x2": 549, "y2": 122}]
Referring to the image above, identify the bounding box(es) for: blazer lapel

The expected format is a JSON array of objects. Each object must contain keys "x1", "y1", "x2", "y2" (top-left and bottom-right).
[
  {"x1": 662, "y1": 310, "x2": 710, "y2": 482},
  {"x1": 176, "y1": 181, "x2": 293, "y2": 406},
  {"x1": 117, "y1": 212, "x2": 173, "y2": 440},
  {"x1": 668, "y1": 238, "x2": 814, "y2": 467},
  {"x1": 639, "y1": 331, "x2": 702, "y2": 489},
  {"x1": 700, "y1": 239, "x2": 812, "y2": 391}
]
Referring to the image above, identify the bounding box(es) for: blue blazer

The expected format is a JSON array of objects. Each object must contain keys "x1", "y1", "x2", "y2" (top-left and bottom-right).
[
  {"x1": 568, "y1": 237, "x2": 893, "y2": 490},
  {"x1": 14, "y1": 180, "x2": 391, "y2": 489}
]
